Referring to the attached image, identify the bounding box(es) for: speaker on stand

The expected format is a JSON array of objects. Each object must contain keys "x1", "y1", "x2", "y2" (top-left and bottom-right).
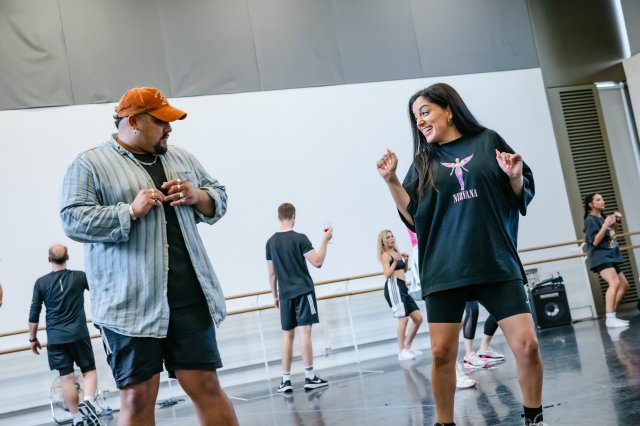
[{"x1": 527, "y1": 275, "x2": 572, "y2": 329}]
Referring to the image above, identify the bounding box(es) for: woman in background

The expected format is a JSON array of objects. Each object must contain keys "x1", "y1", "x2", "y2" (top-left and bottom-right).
[
  {"x1": 583, "y1": 193, "x2": 629, "y2": 328},
  {"x1": 378, "y1": 229, "x2": 423, "y2": 361}
]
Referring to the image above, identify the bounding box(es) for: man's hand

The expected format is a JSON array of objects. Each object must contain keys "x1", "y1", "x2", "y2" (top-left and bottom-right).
[
  {"x1": 162, "y1": 178, "x2": 201, "y2": 207},
  {"x1": 322, "y1": 227, "x2": 333, "y2": 243},
  {"x1": 130, "y1": 188, "x2": 165, "y2": 219},
  {"x1": 274, "y1": 296, "x2": 280, "y2": 309},
  {"x1": 31, "y1": 338, "x2": 41, "y2": 355}
]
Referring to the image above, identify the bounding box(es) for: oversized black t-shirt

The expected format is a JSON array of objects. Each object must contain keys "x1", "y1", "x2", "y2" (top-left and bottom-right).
[
  {"x1": 266, "y1": 230, "x2": 315, "y2": 300},
  {"x1": 135, "y1": 153, "x2": 206, "y2": 308},
  {"x1": 584, "y1": 214, "x2": 622, "y2": 269},
  {"x1": 401, "y1": 129, "x2": 534, "y2": 296},
  {"x1": 29, "y1": 270, "x2": 90, "y2": 344}
]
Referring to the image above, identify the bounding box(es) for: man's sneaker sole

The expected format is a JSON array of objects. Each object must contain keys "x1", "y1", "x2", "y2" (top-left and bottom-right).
[
  {"x1": 304, "y1": 382, "x2": 328, "y2": 390},
  {"x1": 277, "y1": 383, "x2": 293, "y2": 393},
  {"x1": 78, "y1": 401, "x2": 100, "y2": 426}
]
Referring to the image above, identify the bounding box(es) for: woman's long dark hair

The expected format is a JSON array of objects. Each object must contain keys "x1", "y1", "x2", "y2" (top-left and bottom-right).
[
  {"x1": 583, "y1": 193, "x2": 598, "y2": 218},
  {"x1": 408, "y1": 83, "x2": 485, "y2": 197}
]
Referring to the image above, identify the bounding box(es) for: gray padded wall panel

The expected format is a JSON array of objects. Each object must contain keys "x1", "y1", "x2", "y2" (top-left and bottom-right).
[
  {"x1": 332, "y1": 0, "x2": 423, "y2": 83},
  {"x1": 409, "y1": 0, "x2": 539, "y2": 77},
  {"x1": 0, "y1": 0, "x2": 543, "y2": 111},
  {"x1": 621, "y1": 0, "x2": 640, "y2": 56},
  {"x1": 247, "y1": 0, "x2": 344, "y2": 90},
  {"x1": 59, "y1": 0, "x2": 171, "y2": 104},
  {"x1": 0, "y1": 0, "x2": 73, "y2": 109},
  {"x1": 157, "y1": 0, "x2": 260, "y2": 97}
]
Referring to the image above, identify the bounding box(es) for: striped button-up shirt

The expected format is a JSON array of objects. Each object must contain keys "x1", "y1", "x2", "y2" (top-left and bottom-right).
[{"x1": 60, "y1": 137, "x2": 227, "y2": 338}]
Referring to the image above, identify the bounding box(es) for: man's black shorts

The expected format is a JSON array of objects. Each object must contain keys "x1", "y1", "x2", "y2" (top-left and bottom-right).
[
  {"x1": 47, "y1": 337, "x2": 96, "y2": 376},
  {"x1": 280, "y1": 291, "x2": 319, "y2": 331},
  {"x1": 99, "y1": 302, "x2": 222, "y2": 389},
  {"x1": 424, "y1": 280, "x2": 530, "y2": 323}
]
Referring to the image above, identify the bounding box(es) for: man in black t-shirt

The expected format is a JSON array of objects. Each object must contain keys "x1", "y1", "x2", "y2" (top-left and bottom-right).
[
  {"x1": 266, "y1": 203, "x2": 332, "y2": 393},
  {"x1": 29, "y1": 244, "x2": 100, "y2": 426}
]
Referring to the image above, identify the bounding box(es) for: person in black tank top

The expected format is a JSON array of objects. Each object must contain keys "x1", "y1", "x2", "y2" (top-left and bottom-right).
[{"x1": 377, "y1": 229, "x2": 423, "y2": 361}]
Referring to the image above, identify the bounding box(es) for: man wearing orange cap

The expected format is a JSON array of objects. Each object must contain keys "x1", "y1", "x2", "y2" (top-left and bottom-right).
[{"x1": 60, "y1": 87, "x2": 238, "y2": 425}]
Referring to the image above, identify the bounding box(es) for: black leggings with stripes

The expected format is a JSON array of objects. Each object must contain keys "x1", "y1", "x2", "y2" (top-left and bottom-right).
[{"x1": 463, "y1": 300, "x2": 498, "y2": 339}]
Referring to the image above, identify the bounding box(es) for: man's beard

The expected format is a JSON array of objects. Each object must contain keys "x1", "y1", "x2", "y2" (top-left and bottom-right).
[{"x1": 154, "y1": 140, "x2": 168, "y2": 155}]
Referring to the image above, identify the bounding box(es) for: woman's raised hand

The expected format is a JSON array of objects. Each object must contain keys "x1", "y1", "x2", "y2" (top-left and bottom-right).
[{"x1": 377, "y1": 149, "x2": 398, "y2": 181}]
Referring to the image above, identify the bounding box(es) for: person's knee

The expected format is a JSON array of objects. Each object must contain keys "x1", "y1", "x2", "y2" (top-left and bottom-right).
[
  {"x1": 120, "y1": 386, "x2": 155, "y2": 413},
  {"x1": 430, "y1": 345, "x2": 456, "y2": 367},
  {"x1": 516, "y1": 336, "x2": 540, "y2": 361},
  {"x1": 607, "y1": 276, "x2": 621, "y2": 290},
  {"x1": 299, "y1": 325, "x2": 312, "y2": 336},
  {"x1": 411, "y1": 311, "x2": 423, "y2": 326},
  {"x1": 186, "y1": 373, "x2": 224, "y2": 401},
  {"x1": 619, "y1": 277, "x2": 629, "y2": 291}
]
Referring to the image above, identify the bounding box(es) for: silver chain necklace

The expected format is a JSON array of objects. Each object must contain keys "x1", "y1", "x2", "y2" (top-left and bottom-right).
[{"x1": 135, "y1": 155, "x2": 159, "y2": 166}]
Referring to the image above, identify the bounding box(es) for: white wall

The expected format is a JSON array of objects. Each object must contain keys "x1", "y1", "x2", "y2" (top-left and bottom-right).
[{"x1": 0, "y1": 68, "x2": 586, "y2": 341}]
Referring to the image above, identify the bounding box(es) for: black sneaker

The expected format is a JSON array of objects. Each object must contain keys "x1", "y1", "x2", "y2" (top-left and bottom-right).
[
  {"x1": 277, "y1": 380, "x2": 293, "y2": 393},
  {"x1": 522, "y1": 413, "x2": 548, "y2": 426},
  {"x1": 304, "y1": 375, "x2": 328, "y2": 390},
  {"x1": 78, "y1": 399, "x2": 101, "y2": 426}
]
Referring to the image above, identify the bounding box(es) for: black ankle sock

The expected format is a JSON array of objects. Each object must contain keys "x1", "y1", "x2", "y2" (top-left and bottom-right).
[{"x1": 523, "y1": 405, "x2": 542, "y2": 422}]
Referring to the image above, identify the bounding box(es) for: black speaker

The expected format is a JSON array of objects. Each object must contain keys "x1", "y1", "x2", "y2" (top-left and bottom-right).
[{"x1": 528, "y1": 278, "x2": 572, "y2": 329}]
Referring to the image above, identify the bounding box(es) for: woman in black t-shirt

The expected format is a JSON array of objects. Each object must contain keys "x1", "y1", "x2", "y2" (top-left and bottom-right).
[
  {"x1": 376, "y1": 83, "x2": 544, "y2": 426},
  {"x1": 583, "y1": 193, "x2": 629, "y2": 328},
  {"x1": 377, "y1": 229, "x2": 423, "y2": 361}
]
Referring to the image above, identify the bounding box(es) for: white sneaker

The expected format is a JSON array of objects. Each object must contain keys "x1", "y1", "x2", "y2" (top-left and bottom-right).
[
  {"x1": 606, "y1": 317, "x2": 629, "y2": 328},
  {"x1": 463, "y1": 351, "x2": 488, "y2": 369},
  {"x1": 456, "y1": 363, "x2": 476, "y2": 389},
  {"x1": 616, "y1": 316, "x2": 629, "y2": 324},
  {"x1": 398, "y1": 349, "x2": 416, "y2": 361},
  {"x1": 408, "y1": 348, "x2": 423, "y2": 356},
  {"x1": 477, "y1": 347, "x2": 505, "y2": 364}
]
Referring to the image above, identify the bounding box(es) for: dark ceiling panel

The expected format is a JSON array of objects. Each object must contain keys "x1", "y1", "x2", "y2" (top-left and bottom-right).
[{"x1": 527, "y1": 0, "x2": 626, "y2": 87}]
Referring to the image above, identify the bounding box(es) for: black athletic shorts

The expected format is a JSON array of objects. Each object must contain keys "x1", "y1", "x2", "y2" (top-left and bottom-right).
[
  {"x1": 47, "y1": 337, "x2": 96, "y2": 376},
  {"x1": 591, "y1": 262, "x2": 622, "y2": 274},
  {"x1": 280, "y1": 291, "x2": 319, "y2": 331},
  {"x1": 384, "y1": 278, "x2": 419, "y2": 318},
  {"x1": 99, "y1": 302, "x2": 222, "y2": 389},
  {"x1": 424, "y1": 280, "x2": 530, "y2": 323}
]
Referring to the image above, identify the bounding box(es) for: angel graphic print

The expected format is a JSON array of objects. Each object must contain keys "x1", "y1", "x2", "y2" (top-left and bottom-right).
[{"x1": 440, "y1": 154, "x2": 478, "y2": 203}]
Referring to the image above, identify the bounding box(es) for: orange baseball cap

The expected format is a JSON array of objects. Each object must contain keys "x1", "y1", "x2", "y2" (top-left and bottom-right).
[{"x1": 115, "y1": 87, "x2": 187, "y2": 122}]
